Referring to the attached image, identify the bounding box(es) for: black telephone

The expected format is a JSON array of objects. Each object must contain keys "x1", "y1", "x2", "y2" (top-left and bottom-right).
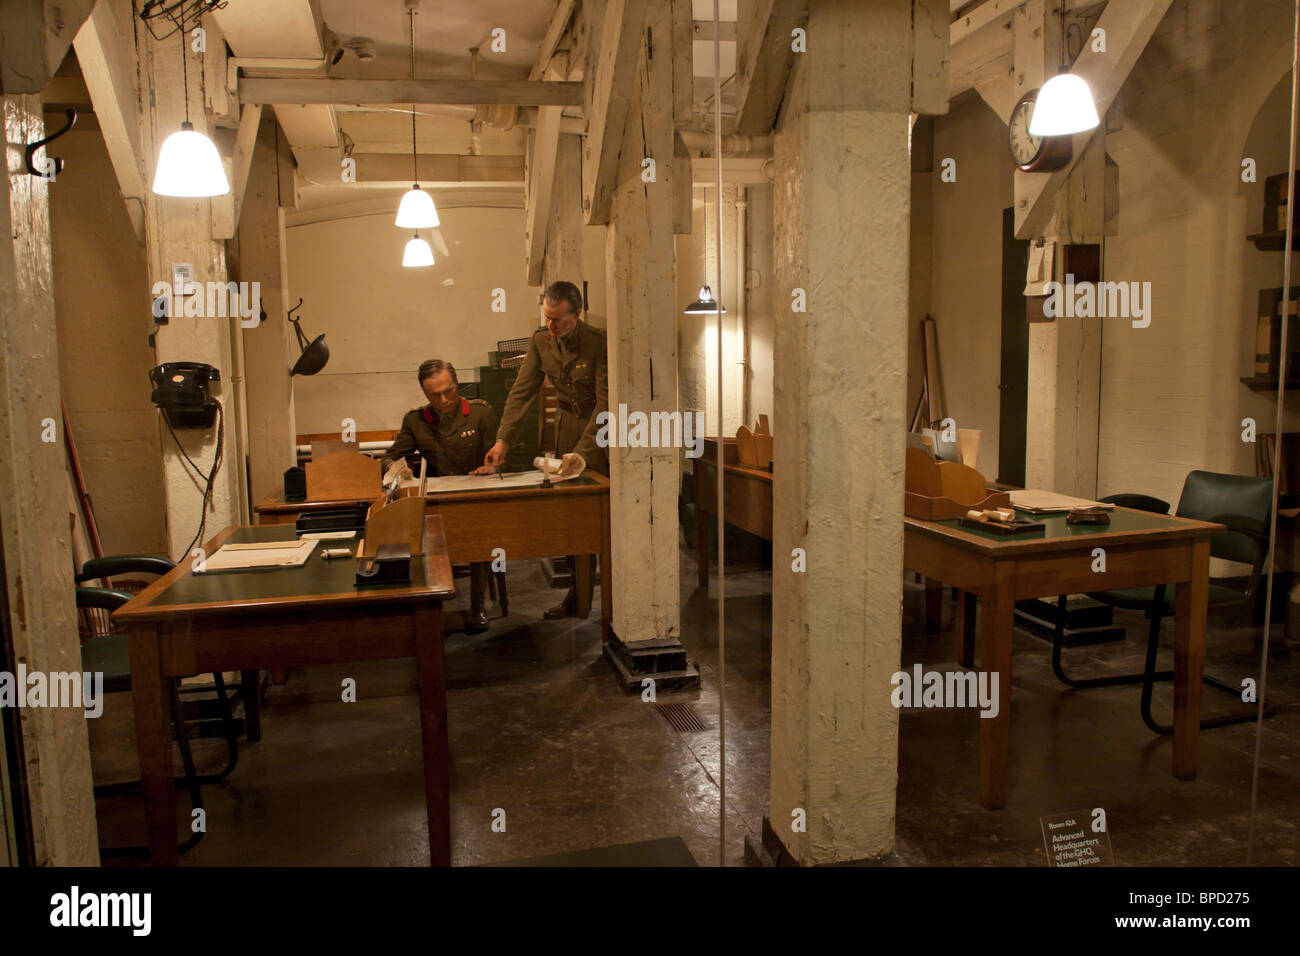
[{"x1": 149, "y1": 362, "x2": 220, "y2": 429}]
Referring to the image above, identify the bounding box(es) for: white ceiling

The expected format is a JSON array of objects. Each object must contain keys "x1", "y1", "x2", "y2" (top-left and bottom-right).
[{"x1": 318, "y1": 0, "x2": 554, "y2": 79}]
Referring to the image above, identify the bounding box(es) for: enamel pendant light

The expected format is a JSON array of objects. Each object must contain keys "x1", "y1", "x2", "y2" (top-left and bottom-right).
[
  {"x1": 395, "y1": 3, "x2": 439, "y2": 229},
  {"x1": 684, "y1": 285, "x2": 726, "y2": 314},
  {"x1": 1028, "y1": 5, "x2": 1099, "y2": 137},
  {"x1": 402, "y1": 233, "x2": 435, "y2": 268},
  {"x1": 152, "y1": 29, "x2": 228, "y2": 197}
]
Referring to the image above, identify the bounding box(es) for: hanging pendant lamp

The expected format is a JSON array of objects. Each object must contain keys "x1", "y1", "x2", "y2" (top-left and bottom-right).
[
  {"x1": 684, "y1": 285, "x2": 725, "y2": 315},
  {"x1": 396, "y1": 3, "x2": 439, "y2": 230},
  {"x1": 152, "y1": 26, "x2": 229, "y2": 197},
  {"x1": 403, "y1": 233, "x2": 435, "y2": 268},
  {"x1": 1028, "y1": 5, "x2": 1099, "y2": 137}
]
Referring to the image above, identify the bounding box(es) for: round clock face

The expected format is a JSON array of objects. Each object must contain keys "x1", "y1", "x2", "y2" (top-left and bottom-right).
[{"x1": 1009, "y1": 97, "x2": 1043, "y2": 167}]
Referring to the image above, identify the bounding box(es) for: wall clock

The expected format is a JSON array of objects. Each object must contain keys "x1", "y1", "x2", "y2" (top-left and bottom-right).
[{"x1": 1008, "y1": 88, "x2": 1073, "y2": 173}]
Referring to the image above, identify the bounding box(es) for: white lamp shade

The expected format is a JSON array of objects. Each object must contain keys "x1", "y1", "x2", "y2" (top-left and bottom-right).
[
  {"x1": 402, "y1": 235, "x2": 435, "y2": 268},
  {"x1": 395, "y1": 186, "x2": 439, "y2": 228},
  {"x1": 152, "y1": 124, "x2": 230, "y2": 197},
  {"x1": 1028, "y1": 73, "x2": 1099, "y2": 136},
  {"x1": 684, "y1": 285, "x2": 725, "y2": 314}
]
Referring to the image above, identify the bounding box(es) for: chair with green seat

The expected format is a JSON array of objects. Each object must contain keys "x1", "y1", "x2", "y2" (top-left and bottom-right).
[
  {"x1": 76, "y1": 556, "x2": 239, "y2": 856},
  {"x1": 1050, "y1": 471, "x2": 1275, "y2": 735}
]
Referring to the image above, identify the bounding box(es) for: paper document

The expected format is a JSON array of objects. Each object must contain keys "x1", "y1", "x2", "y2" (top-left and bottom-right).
[
  {"x1": 1009, "y1": 489, "x2": 1116, "y2": 514},
  {"x1": 400, "y1": 469, "x2": 580, "y2": 493},
  {"x1": 197, "y1": 538, "x2": 319, "y2": 572},
  {"x1": 300, "y1": 530, "x2": 357, "y2": 540}
]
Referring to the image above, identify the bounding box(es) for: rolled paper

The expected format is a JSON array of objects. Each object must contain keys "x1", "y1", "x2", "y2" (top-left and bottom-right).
[{"x1": 967, "y1": 510, "x2": 984, "y2": 521}]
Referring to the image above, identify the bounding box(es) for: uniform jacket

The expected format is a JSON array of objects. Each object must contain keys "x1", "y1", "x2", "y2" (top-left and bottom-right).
[
  {"x1": 496, "y1": 321, "x2": 608, "y2": 474},
  {"x1": 382, "y1": 396, "x2": 498, "y2": 476}
]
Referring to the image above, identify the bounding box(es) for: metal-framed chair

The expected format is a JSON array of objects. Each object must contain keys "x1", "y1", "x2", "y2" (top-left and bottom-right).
[
  {"x1": 1050, "y1": 472, "x2": 1276, "y2": 735},
  {"x1": 77, "y1": 556, "x2": 239, "y2": 857}
]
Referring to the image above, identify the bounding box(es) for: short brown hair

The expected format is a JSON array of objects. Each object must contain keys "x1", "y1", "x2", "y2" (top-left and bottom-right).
[
  {"x1": 417, "y1": 359, "x2": 457, "y2": 385},
  {"x1": 542, "y1": 280, "x2": 583, "y2": 316}
]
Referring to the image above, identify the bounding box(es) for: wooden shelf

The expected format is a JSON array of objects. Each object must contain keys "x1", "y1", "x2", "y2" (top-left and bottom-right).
[
  {"x1": 1240, "y1": 376, "x2": 1300, "y2": 392},
  {"x1": 1247, "y1": 230, "x2": 1300, "y2": 251}
]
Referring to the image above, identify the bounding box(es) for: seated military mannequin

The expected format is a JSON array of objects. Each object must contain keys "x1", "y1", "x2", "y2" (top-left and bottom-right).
[{"x1": 383, "y1": 358, "x2": 498, "y2": 632}]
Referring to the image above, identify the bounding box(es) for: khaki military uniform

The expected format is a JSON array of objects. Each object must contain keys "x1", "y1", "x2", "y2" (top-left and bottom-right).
[
  {"x1": 496, "y1": 321, "x2": 608, "y2": 475},
  {"x1": 383, "y1": 397, "x2": 498, "y2": 476}
]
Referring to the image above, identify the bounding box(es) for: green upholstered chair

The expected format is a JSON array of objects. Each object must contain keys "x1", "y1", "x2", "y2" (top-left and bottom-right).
[{"x1": 1050, "y1": 472, "x2": 1275, "y2": 735}]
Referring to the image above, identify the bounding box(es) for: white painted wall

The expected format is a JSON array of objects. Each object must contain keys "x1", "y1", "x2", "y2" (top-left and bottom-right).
[
  {"x1": 927, "y1": 94, "x2": 1014, "y2": 480},
  {"x1": 285, "y1": 202, "x2": 606, "y2": 435},
  {"x1": 50, "y1": 127, "x2": 168, "y2": 556},
  {"x1": 1097, "y1": 0, "x2": 1300, "y2": 506}
]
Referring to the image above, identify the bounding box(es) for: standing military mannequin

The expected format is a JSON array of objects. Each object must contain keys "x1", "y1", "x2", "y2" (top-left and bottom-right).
[
  {"x1": 384, "y1": 358, "x2": 498, "y2": 632},
  {"x1": 485, "y1": 279, "x2": 608, "y2": 619}
]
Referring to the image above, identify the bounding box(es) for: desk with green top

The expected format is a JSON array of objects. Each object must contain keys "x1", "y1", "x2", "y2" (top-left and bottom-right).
[
  {"x1": 255, "y1": 474, "x2": 613, "y2": 639},
  {"x1": 688, "y1": 456, "x2": 1222, "y2": 808},
  {"x1": 112, "y1": 515, "x2": 455, "y2": 866},
  {"x1": 905, "y1": 507, "x2": 1222, "y2": 809}
]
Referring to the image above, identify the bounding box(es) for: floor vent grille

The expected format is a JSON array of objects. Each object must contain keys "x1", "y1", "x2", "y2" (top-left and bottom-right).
[{"x1": 656, "y1": 702, "x2": 707, "y2": 733}]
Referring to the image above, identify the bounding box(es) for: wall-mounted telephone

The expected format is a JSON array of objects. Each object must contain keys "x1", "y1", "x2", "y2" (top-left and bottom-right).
[{"x1": 149, "y1": 362, "x2": 220, "y2": 429}]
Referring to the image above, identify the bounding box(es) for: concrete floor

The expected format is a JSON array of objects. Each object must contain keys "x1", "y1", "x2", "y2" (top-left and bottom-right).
[{"x1": 91, "y1": 535, "x2": 1300, "y2": 866}]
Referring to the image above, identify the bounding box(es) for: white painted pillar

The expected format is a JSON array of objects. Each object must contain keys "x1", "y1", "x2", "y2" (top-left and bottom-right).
[
  {"x1": 604, "y1": 1, "x2": 682, "y2": 644},
  {"x1": 233, "y1": 116, "x2": 298, "y2": 506},
  {"x1": 769, "y1": 0, "x2": 912, "y2": 865},
  {"x1": 0, "y1": 95, "x2": 99, "y2": 865},
  {"x1": 137, "y1": 16, "x2": 242, "y2": 557}
]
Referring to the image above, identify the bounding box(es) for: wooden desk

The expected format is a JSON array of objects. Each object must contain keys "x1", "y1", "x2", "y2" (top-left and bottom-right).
[
  {"x1": 904, "y1": 508, "x2": 1222, "y2": 808},
  {"x1": 687, "y1": 459, "x2": 1222, "y2": 808},
  {"x1": 112, "y1": 516, "x2": 455, "y2": 866},
  {"x1": 691, "y1": 457, "x2": 773, "y2": 586},
  {"x1": 255, "y1": 475, "x2": 613, "y2": 639}
]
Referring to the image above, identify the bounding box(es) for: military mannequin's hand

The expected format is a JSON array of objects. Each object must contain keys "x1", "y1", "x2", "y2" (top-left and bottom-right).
[
  {"x1": 484, "y1": 440, "x2": 508, "y2": 467},
  {"x1": 469, "y1": 463, "x2": 498, "y2": 476}
]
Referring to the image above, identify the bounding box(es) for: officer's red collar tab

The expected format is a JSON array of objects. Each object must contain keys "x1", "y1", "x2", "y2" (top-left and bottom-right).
[{"x1": 461, "y1": 397, "x2": 470, "y2": 416}]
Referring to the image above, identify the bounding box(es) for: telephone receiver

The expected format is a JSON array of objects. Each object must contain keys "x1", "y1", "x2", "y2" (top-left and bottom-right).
[{"x1": 149, "y1": 362, "x2": 220, "y2": 429}]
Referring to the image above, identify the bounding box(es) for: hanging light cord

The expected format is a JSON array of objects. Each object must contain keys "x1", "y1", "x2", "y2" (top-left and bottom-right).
[
  {"x1": 180, "y1": 23, "x2": 190, "y2": 125},
  {"x1": 409, "y1": 8, "x2": 418, "y2": 184}
]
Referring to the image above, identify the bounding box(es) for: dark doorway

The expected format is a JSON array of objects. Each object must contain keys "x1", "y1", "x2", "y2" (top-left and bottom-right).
[{"x1": 998, "y1": 206, "x2": 1030, "y2": 486}]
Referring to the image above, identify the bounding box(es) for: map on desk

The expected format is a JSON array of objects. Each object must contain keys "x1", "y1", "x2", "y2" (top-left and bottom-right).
[{"x1": 400, "y1": 469, "x2": 584, "y2": 494}]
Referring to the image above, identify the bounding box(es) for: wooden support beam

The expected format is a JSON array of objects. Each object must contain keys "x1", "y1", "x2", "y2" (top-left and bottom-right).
[
  {"x1": 531, "y1": 0, "x2": 579, "y2": 80},
  {"x1": 297, "y1": 152, "x2": 524, "y2": 185},
  {"x1": 231, "y1": 104, "x2": 263, "y2": 234},
  {"x1": 914, "y1": 0, "x2": 951, "y2": 116},
  {"x1": 72, "y1": 0, "x2": 146, "y2": 244},
  {"x1": 733, "y1": 0, "x2": 810, "y2": 136},
  {"x1": 671, "y1": 0, "x2": 693, "y2": 235},
  {"x1": 525, "y1": 70, "x2": 564, "y2": 285},
  {"x1": 238, "y1": 77, "x2": 584, "y2": 107},
  {"x1": 582, "y1": 0, "x2": 648, "y2": 226},
  {"x1": 1014, "y1": 0, "x2": 1173, "y2": 238},
  {"x1": 0, "y1": 0, "x2": 95, "y2": 93}
]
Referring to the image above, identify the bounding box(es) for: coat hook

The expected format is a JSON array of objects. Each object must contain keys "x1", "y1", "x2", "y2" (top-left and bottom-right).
[{"x1": 25, "y1": 109, "x2": 77, "y2": 178}]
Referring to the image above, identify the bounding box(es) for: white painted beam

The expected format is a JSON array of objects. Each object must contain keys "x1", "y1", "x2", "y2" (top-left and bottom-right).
[
  {"x1": 525, "y1": 72, "x2": 564, "y2": 285},
  {"x1": 732, "y1": 0, "x2": 809, "y2": 136},
  {"x1": 239, "y1": 77, "x2": 584, "y2": 107},
  {"x1": 531, "y1": 0, "x2": 579, "y2": 80},
  {"x1": 582, "y1": 0, "x2": 649, "y2": 225},
  {"x1": 72, "y1": 0, "x2": 145, "y2": 244},
  {"x1": 1015, "y1": 0, "x2": 1172, "y2": 237}
]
